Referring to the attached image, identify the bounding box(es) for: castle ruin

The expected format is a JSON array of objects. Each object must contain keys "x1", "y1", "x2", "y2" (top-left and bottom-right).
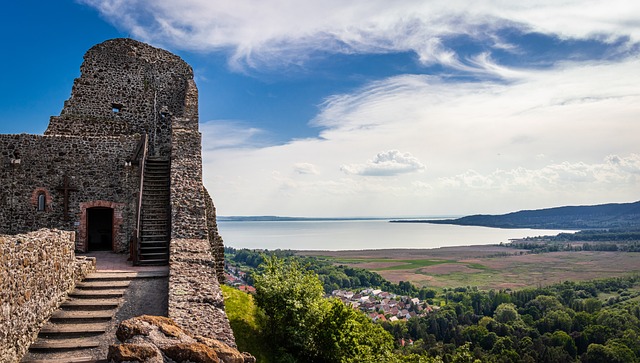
[{"x1": 0, "y1": 38, "x2": 231, "y2": 361}]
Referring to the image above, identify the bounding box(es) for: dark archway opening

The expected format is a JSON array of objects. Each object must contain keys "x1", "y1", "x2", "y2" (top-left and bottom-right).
[{"x1": 87, "y1": 207, "x2": 113, "y2": 251}]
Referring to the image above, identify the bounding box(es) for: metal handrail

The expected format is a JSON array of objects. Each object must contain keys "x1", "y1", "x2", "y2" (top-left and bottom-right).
[{"x1": 132, "y1": 133, "x2": 149, "y2": 265}]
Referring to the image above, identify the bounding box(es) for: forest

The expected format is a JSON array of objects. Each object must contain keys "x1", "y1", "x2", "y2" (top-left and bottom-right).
[{"x1": 225, "y1": 248, "x2": 640, "y2": 362}]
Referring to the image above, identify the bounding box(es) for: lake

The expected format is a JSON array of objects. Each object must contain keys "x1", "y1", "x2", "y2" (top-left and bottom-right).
[{"x1": 217, "y1": 219, "x2": 574, "y2": 251}]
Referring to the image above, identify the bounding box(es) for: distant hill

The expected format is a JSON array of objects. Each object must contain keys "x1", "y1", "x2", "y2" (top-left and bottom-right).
[{"x1": 392, "y1": 201, "x2": 640, "y2": 230}]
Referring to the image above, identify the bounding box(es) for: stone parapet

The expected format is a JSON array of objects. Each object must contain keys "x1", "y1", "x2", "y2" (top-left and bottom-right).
[
  {"x1": 0, "y1": 229, "x2": 95, "y2": 362},
  {"x1": 168, "y1": 238, "x2": 235, "y2": 348}
]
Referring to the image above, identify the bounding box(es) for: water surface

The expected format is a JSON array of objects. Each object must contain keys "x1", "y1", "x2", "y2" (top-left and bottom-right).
[{"x1": 218, "y1": 219, "x2": 573, "y2": 251}]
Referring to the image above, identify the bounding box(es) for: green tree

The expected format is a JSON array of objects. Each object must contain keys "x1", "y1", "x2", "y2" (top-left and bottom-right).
[
  {"x1": 254, "y1": 256, "x2": 397, "y2": 362},
  {"x1": 494, "y1": 303, "x2": 519, "y2": 324},
  {"x1": 253, "y1": 256, "x2": 326, "y2": 361},
  {"x1": 316, "y1": 298, "x2": 394, "y2": 363}
]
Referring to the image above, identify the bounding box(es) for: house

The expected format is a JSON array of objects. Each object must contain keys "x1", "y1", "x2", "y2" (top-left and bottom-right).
[{"x1": 238, "y1": 285, "x2": 256, "y2": 294}]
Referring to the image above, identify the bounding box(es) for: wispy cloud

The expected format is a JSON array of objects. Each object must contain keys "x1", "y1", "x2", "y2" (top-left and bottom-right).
[
  {"x1": 81, "y1": 0, "x2": 640, "y2": 72},
  {"x1": 200, "y1": 120, "x2": 266, "y2": 150}
]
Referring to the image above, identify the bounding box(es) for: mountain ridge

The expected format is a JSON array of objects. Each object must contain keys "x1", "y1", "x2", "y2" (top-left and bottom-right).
[{"x1": 391, "y1": 200, "x2": 640, "y2": 230}]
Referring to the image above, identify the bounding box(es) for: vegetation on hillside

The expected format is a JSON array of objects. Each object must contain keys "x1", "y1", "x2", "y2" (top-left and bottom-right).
[
  {"x1": 225, "y1": 250, "x2": 640, "y2": 362},
  {"x1": 396, "y1": 200, "x2": 640, "y2": 229},
  {"x1": 226, "y1": 247, "x2": 436, "y2": 298},
  {"x1": 220, "y1": 285, "x2": 271, "y2": 362}
]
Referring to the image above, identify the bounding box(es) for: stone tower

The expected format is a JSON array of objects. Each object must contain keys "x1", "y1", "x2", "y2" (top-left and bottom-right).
[
  {"x1": 46, "y1": 38, "x2": 199, "y2": 156},
  {"x1": 0, "y1": 38, "x2": 225, "y2": 278}
]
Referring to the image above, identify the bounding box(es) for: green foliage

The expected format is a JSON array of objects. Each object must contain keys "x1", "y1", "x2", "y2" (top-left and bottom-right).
[
  {"x1": 253, "y1": 256, "x2": 326, "y2": 361},
  {"x1": 494, "y1": 303, "x2": 519, "y2": 324},
  {"x1": 252, "y1": 256, "x2": 396, "y2": 362},
  {"x1": 220, "y1": 285, "x2": 271, "y2": 362},
  {"x1": 316, "y1": 299, "x2": 395, "y2": 362},
  {"x1": 379, "y1": 276, "x2": 640, "y2": 362}
]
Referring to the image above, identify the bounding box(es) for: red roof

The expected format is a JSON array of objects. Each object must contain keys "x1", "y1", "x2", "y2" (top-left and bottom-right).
[{"x1": 238, "y1": 285, "x2": 256, "y2": 293}]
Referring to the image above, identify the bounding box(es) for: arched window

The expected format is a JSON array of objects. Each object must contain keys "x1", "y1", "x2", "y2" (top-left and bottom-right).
[{"x1": 37, "y1": 192, "x2": 46, "y2": 211}]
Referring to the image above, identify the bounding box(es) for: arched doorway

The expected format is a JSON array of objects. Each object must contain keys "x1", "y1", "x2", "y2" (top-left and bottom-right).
[{"x1": 87, "y1": 207, "x2": 113, "y2": 251}]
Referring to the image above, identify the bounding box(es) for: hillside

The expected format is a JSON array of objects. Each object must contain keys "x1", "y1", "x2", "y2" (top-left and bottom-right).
[{"x1": 393, "y1": 200, "x2": 640, "y2": 229}]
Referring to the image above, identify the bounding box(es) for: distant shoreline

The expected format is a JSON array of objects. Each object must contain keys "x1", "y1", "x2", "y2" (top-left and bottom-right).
[{"x1": 219, "y1": 216, "x2": 459, "y2": 222}]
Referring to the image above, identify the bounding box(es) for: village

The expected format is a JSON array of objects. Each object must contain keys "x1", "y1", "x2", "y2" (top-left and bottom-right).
[
  {"x1": 330, "y1": 288, "x2": 437, "y2": 323},
  {"x1": 225, "y1": 263, "x2": 438, "y2": 323}
]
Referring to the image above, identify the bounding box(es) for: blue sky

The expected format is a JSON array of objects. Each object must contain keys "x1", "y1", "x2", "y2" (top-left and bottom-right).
[{"x1": 1, "y1": 1, "x2": 639, "y2": 217}]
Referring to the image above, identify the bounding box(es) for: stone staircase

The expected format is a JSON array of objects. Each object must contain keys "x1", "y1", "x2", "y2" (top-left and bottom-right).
[
  {"x1": 22, "y1": 272, "x2": 130, "y2": 363},
  {"x1": 138, "y1": 157, "x2": 171, "y2": 265},
  {"x1": 21, "y1": 270, "x2": 168, "y2": 363}
]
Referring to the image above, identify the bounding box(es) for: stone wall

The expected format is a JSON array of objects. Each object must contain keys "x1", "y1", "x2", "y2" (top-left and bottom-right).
[
  {"x1": 168, "y1": 238, "x2": 235, "y2": 347},
  {"x1": 169, "y1": 127, "x2": 208, "y2": 240},
  {"x1": 0, "y1": 229, "x2": 95, "y2": 362},
  {"x1": 204, "y1": 187, "x2": 226, "y2": 283},
  {"x1": 0, "y1": 134, "x2": 140, "y2": 252},
  {"x1": 45, "y1": 38, "x2": 197, "y2": 157}
]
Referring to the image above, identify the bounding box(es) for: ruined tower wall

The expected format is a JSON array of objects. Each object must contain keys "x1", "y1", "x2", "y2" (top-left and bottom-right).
[
  {"x1": 45, "y1": 38, "x2": 196, "y2": 156},
  {"x1": 0, "y1": 134, "x2": 140, "y2": 252}
]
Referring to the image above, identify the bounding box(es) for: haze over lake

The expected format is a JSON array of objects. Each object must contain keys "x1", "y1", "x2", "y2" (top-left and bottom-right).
[{"x1": 218, "y1": 219, "x2": 574, "y2": 251}]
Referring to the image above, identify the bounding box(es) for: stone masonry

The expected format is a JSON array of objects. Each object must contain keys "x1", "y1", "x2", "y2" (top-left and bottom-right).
[{"x1": 0, "y1": 229, "x2": 95, "y2": 362}]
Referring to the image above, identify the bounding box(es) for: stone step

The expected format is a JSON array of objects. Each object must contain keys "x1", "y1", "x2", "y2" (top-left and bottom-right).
[
  {"x1": 140, "y1": 252, "x2": 168, "y2": 259},
  {"x1": 49, "y1": 310, "x2": 113, "y2": 322},
  {"x1": 137, "y1": 258, "x2": 168, "y2": 266},
  {"x1": 28, "y1": 337, "x2": 101, "y2": 351},
  {"x1": 140, "y1": 232, "x2": 168, "y2": 238},
  {"x1": 141, "y1": 234, "x2": 168, "y2": 239},
  {"x1": 82, "y1": 272, "x2": 137, "y2": 281},
  {"x1": 21, "y1": 356, "x2": 104, "y2": 363},
  {"x1": 68, "y1": 289, "x2": 125, "y2": 299},
  {"x1": 75, "y1": 280, "x2": 130, "y2": 289},
  {"x1": 38, "y1": 322, "x2": 109, "y2": 336},
  {"x1": 141, "y1": 226, "x2": 168, "y2": 231},
  {"x1": 139, "y1": 246, "x2": 168, "y2": 252},
  {"x1": 61, "y1": 299, "x2": 121, "y2": 310}
]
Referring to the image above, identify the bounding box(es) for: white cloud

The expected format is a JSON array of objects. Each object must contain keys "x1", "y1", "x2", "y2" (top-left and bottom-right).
[
  {"x1": 82, "y1": 0, "x2": 640, "y2": 71},
  {"x1": 439, "y1": 154, "x2": 640, "y2": 191},
  {"x1": 293, "y1": 162, "x2": 319, "y2": 175},
  {"x1": 200, "y1": 58, "x2": 640, "y2": 216},
  {"x1": 200, "y1": 120, "x2": 266, "y2": 150},
  {"x1": 341, "y1": 150, "x2": 425, "y2": 176}
]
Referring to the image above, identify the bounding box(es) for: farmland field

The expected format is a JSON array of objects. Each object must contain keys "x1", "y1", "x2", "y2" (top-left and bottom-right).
[{"x1": 298, "y1": 246, "x2": 640, "y2": 290}]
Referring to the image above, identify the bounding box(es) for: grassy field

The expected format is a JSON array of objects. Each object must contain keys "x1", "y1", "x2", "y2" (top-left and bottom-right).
[{"x1": 299, "y1": 246, "x2": 640, "y2": 290}]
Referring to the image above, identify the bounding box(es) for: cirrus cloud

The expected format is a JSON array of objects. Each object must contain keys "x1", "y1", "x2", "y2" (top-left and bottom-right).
[{"x1": 81, "y1": 0, "x2": 640, "y2": 72}]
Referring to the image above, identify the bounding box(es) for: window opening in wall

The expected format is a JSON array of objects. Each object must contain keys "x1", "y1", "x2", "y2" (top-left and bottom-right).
[
  {"x1": 87, "y1": 207, "x2": 114, "y2": 251},
  {"x1": 112, "y1": 103, "x2": 123, "y2": 113},
  {"x1": 37, "y1": 193, "x2": 46, "y2": 211}
]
